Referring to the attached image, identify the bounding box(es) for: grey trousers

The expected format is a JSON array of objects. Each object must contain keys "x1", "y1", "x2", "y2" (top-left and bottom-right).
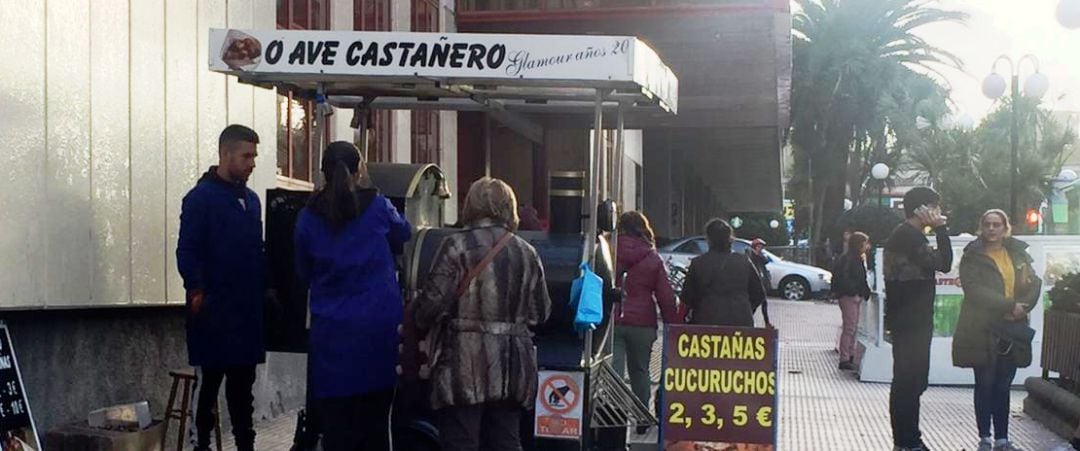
[{"x1": 612, "y1": 325, "x2": 657, "y2": 409}]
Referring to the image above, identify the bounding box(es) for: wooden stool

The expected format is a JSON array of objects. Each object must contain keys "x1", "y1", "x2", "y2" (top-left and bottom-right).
[{"x1": 162, "y1": 368, "x2": 223, "y2": 451}]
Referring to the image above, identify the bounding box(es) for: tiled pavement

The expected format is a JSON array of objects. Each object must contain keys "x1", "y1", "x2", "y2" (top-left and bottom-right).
[
  {"x1": 765, "y1": 299, "x2": 1066, "y2": 451},
  {"x1": 226, "y1": 299, "x2": 1070, "y2": 450}
]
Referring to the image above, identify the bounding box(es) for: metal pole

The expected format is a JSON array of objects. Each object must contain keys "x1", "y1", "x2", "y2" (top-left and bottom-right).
[
  {"x1": 1011, "y1": 74, "x2": 1020, "y2": 224},
  {"x1": 615, "y1": 104, "x2": 626, "y2": 208},
  {"x1": 484, "y1": 114, "x2": 492, "y2": 177},
  {"x1": 583, "y1": 90, "x2": 604, "y2": 266},
  {"x1": 807, "y1": 154, "x2": 814, "y2": 263},
  {"x1": 607, "y1": 104, "x2": 627, "y2": 362}
]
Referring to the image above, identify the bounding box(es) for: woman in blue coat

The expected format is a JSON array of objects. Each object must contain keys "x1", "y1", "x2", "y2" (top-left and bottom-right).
[{"x1": 294, "y1": 141, "x2": 411, "y2": 451}]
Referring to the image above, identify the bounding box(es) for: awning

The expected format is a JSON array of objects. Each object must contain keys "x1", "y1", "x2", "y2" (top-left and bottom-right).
[{"x1": 209, "y1": 28, "x2": 678, "y2": 121}]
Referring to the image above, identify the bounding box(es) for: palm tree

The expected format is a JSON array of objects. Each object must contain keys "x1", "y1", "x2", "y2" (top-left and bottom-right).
[
  {"x1": 905, "y1": 98, "x2": 1076, "y2": 233},
  {"x1": 790, "y1": 0, "x2": 967, "y2": 253}
]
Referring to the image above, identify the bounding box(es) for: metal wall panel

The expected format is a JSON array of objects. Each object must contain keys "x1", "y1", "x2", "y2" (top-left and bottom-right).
[
  {"x1": 1, "y1": 0, "x2": 280, "y2": 309},
  {"x1": 165, "y1": 0, "x2": 200, "y2": 304},
  {"x1": 131, "y1": 0, "x2": 168, "y2": 304},
  {"x1": 45, "y1": 0, "x2": 93, "y2": 306},
  {"x1": 226, "y1": 0, "x2": 255, "y2": 129},
  {"x1": 0, "y1": 0, "x2": 47, "y2": 307},
  {"x1": 198, "y1": 0, "x2": 228, "y2": 172},
  {"x1": 89, "y1": 0, "x2": 133, "y2": 306},
  {"x1": 250, "y1": 0, "x2": 282, "y2": 200}
]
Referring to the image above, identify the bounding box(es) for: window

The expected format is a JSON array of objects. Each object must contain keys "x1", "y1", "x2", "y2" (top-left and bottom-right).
[
  {"x1": 460, "y1": 0, "x2": 681, "y2": 12},
  {"x1": 276, "y1": 0, "x2": 331, "y2": 184},
  {"x1": 411, "y1": 109, "x2": 440, "y2": 164},
  {"x1": 277, "y1": 0, "x2": 331, "y2": 30},
  {"x1": 411, "y1": 0, "x2": 441, "y2": 164},
  {"x1": 277, "y1": 95, "x2": 314, "y2": 183},
  {"x1": 355, "y1": 0, "x2": 391, "y2": 30},
  {"x1": 355, "y1": 0, "x2": 395, "y2": 162},
  {"x1": 413, "y1": 0, "x2": 440, "y2": 32}
]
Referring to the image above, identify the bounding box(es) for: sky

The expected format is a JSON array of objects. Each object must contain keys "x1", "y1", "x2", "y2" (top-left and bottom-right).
[{"x1": 914, "y1": 0, "x2": 1080, "y2": 122}]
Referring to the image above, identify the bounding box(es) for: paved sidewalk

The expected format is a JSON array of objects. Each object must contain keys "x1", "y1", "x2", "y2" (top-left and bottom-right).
[
  {"x1": 235, "y1": 299, "x2": 1069, "y2": 450},
  {"x1": 767, "y1": 299, "x2": 1066, "y2": 451}
]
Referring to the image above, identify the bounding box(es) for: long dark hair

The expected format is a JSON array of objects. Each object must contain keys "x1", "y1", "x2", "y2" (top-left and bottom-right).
[
  {"x1": 705, "y1": 218, "x2": 734, "y2": 252},
  {"x1": 310, "y1": 141, "x2": 363, "y2": 231},
  {"x1": 617, "y1": 211, "x2": 656, "y2": 246}
]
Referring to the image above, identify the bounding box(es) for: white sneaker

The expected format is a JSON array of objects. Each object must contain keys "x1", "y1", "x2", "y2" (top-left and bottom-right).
[{"x1": 976, "y1": 437, "x2": 993, "y2": 451}]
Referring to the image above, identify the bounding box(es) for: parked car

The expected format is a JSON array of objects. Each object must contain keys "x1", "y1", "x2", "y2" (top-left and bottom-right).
[{"x1": 658, "y1": 237, "x2": 831, "y2": 300}]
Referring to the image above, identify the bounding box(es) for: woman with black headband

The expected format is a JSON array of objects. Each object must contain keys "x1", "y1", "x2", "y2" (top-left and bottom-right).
[{"x1": 294, "y1": 141, "x2": 412, "y2": 450}]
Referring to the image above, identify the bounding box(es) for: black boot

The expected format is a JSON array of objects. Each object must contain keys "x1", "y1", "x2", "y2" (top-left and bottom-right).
[
  {"x1": 1070, "y1": 437, "x2": 1079, "y2": 450},
  {"x1": 234, "y1": 429, "x2": 256, "y2": 451}
]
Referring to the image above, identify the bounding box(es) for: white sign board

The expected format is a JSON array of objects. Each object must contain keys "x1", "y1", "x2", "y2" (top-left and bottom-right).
[
  {"x1": 209, "y1": 29, "x2": 677, "y2": 113},
  {"x1": 861, "y1": 235, "x2": 1080, "y2": 385},
  {"x1": 534, "y1": 370, "x2": 584, "y2": 440}
]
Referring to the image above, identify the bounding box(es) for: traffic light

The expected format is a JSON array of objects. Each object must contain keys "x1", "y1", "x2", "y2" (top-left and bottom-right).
[{"x1": 1026, "y1": 208, "x2": 1041, "y2": 232}]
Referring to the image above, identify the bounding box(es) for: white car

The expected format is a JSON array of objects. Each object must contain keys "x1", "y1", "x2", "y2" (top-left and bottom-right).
[{"x1": 658, "y1": 237, "x2": 832, "y2": 301}]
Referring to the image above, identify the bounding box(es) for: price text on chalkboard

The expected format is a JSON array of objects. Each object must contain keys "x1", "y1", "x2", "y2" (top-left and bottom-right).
[
  {"x1": 0, "y1": 324, "x2": 32, "y2": 435},
  {"x1": 662, "y1": 325, "x2": 778, "y2": 445}
]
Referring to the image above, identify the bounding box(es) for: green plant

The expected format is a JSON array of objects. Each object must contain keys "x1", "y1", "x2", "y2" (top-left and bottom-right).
[
  {"x1": 790, "y1": 0, "x2": 966, "y2": 244},
  {"x1": 830, "y1": 204, "x2": 904, "y2": 248},
  {"x1": 1047, "y1": 271, "x2": 1080, "y2": 314}
]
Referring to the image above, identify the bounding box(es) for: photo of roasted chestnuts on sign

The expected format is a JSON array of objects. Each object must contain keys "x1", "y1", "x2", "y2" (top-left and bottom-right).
[{"x1": 221, "y1": 30, "x2": 263, "y2": 71}]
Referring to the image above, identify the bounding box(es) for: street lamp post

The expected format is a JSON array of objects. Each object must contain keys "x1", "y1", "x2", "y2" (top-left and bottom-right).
[
  {"x1": 1058, "y1": 0, "x2": 1080, "y2": 29},
  {"x1": 982, "y1": 55, "x2": 1049, "y2": 222},
  {"x1": 871, "y1": 163, "x2": 890, "y2": 207}
]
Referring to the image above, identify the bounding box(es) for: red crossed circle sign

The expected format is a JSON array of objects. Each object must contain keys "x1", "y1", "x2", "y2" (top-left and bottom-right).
[{"x1": 540, "y1": 374, "x2": 580, "y2": 415}]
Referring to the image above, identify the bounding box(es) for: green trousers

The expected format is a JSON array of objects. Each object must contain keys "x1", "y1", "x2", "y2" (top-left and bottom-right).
[{"x1": 612, "y1": 325, "x2": 657, "y2": 409}]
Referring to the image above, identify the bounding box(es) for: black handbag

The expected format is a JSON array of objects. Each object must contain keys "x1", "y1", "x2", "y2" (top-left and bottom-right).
[{"x1": 990, "y1": 320, "x2": 1036, "y2": 368}]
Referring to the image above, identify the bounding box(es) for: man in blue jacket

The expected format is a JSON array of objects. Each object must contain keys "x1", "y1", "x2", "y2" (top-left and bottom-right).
[{"x1": 177, "y1": 125, "x2": 266, "y2": 451}]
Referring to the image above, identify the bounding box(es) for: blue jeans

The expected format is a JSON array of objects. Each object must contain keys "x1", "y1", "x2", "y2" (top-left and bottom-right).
[{"x1": 973, "y1": 356, "x2": 1018, "y2": 440}]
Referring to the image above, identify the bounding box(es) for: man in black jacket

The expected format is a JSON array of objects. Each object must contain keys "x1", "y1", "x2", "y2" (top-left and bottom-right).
[{"x1": 884, "y1": 187, "x2": 952, "y2": 451}]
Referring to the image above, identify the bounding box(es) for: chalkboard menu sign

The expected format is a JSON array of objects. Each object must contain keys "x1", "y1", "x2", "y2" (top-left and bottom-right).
[{"x1": 0, "y1": 323, "x2": 39, "y2": 451}]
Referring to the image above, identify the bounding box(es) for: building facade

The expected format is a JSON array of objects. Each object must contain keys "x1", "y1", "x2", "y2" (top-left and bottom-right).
[
  {"x1": 456, "y1": 0, "x2": 792, "y2": 238},
  {"x1": 0, "y1": 0, "x2": 455, "y2": 437}
]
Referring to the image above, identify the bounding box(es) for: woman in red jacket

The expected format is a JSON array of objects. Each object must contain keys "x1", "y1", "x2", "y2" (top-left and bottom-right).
[{"x1": 613, "y1": 211, "x2": 682, "y2": 423}]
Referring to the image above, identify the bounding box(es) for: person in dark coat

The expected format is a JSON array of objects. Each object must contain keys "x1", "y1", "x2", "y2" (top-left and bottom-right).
[
  {"x1": 176, "y1": 125, "x2": 266, "y2": 451},
  {"x1": 831, "y1": 232, "x2": 872, "y2": 371},
  {"x1": 517, "y1": 204, "x2": 544, "y2": 231},
  {"x1": 414, "y1": 177, "x2": 552, "y2": 451},
  {"x1": 681, "y1": 219, "x2": 766, "y2": 327},
  {"x1": 293, "y1": 142, "x2": 412, "y2": 451},
  {"x1": 952, "y1": 210, "x2": 1040, "y2": 451},
  {"x1": 612, "y1": 211, "x2": 681, "y2": 428},
  {"x1": 883, "y1": 186, "x2": 952, "y2": 451},
  {"x1": 747, "y1": 238, "x2": 773, "y2": 328}
]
